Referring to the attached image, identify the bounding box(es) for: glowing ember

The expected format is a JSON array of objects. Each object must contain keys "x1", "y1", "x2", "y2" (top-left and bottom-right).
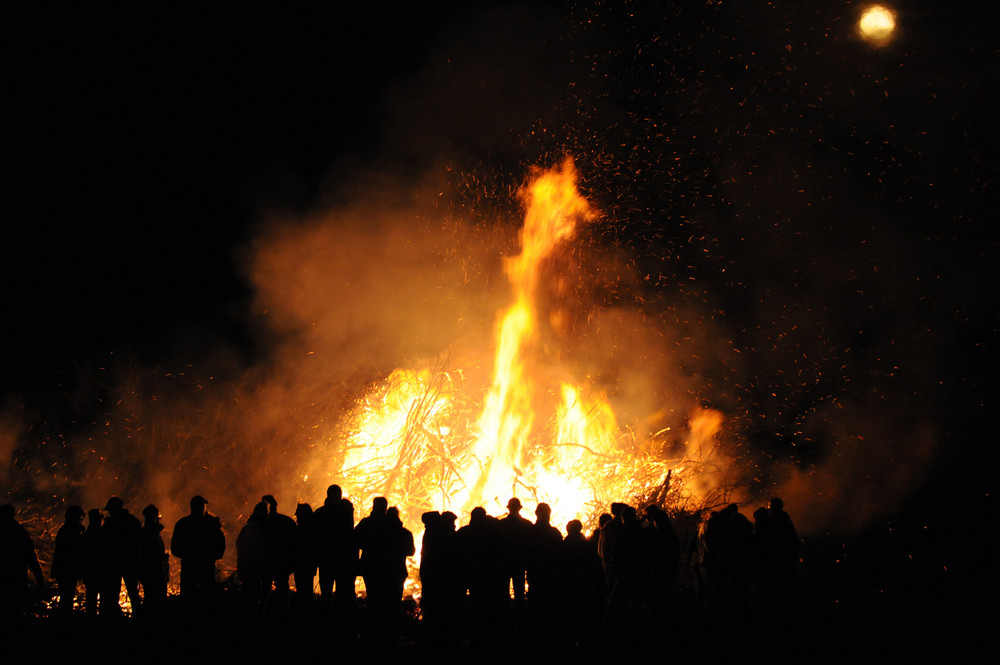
[
  {"x1": 858, "y1": 4, "x2": 897, "y2": 46},
  {"x1": 305, "y1": 158, "x2": 731, "y2": 547}
]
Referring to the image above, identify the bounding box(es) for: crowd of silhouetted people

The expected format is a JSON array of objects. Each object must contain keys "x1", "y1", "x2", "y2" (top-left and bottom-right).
[{"x1": 0, "y1": 488, "x2": 799, "y2": 650}]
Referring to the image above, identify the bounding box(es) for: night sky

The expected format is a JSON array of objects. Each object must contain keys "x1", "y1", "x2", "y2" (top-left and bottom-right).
[
  {"x1": 6, "y1": 5, "x2": 463, "y2": 383},
  {"x1": 3, "y1": 0, "x2": 997, "y2": 614}
]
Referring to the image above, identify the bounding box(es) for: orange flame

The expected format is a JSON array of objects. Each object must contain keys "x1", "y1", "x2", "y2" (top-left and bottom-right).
[{"x1": 462, "y1": 158, "x2": 593, "y2": 513}]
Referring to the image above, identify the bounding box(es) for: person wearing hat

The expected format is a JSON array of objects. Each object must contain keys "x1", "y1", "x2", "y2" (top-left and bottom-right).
[
  {"x1": 261, "y1": 494, "x2": 298, "y2": 615},
  {"x1": 101, "y1": 496, "x2": 142, "y2": 616},
  {"x1": 170, "y1": 495, "x2": 225, "y2": 609},
  {"x1": 499, "y1": 497, "x2": 532, "y2": 627}
]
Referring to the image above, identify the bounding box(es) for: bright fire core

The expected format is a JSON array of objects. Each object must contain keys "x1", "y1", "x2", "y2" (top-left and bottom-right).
[{"x1": 304, "y1": 159, "x2": 726, "y2": 541}]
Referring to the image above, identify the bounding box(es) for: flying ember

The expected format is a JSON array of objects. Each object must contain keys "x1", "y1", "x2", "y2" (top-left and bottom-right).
[{"x1": 304, "y1": 158, "x2": 727, "y2": 543}]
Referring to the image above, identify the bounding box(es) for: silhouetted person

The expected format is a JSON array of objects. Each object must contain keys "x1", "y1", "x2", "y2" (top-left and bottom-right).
[
  {"x1": 561, "y1": 519, "x2": 603, "y2": 646},
  {"x1": 292, "y1": 502, "x2": 317, "y2": 616},
  {"x1": 236, "y1": 501, "x2": 273, "y2": 616},
  {"x1": 261, "y1": 494, "x2": 297, "y2": 618},
  {"x1": 768, "y1": 498, "x2": 798, "y2": 572},
  {"x1": 526, "y1": 502, "x2": 562, "y2": 638},
  {"x1": 615, "y1": 505, "x2": 645, "y2": 633},
  {"x1": 139, "y1": 504, "x2": 168, "y2": 615},
  {"x1": 729, "y1": 505, "x2": 755, "y2": 619},
  {"x1": 499, "y1": 497, "x2": 532, "y2": 628},
  {"x1": 355, "y1": 497, "x2": 389, "y2": 640},
  {"x1": 598, "y1": 502, "x2": 626, "y2": 595},
  {"x1": 756, "y1": 497, "x2": 798, "y2": 618},
  {"x1": 590, "y1": 513, "x2": 611, "y2": 555},
  {"x1": 419, "y1": 510, "x2": 460, "y2": 646},
  {"x1": 313, "y1": 484, "x2": 357, "y2": 626},
  {"x1": 752, "y1": 506, "x2": 769, "y2": 537},
  {"x1": 645, "y1": 506, "x2": 681, "y2": 627},
  {"x1": 701, "y1": 508, "x2": 726, "y2": 625},
  {"x1": 52, "y1": 505, "x2": 86, "y2": 614},
  {"x1": 379, "y1": 506, "x2": 414, "y2": 642},
  {"x1": 437, "y1": 511, "x2": 463, "y2": 630},
  {"x1": 703, "y1": 503, "x2": 753, "y2": 635},
  {"x1": 0, "y1": 504, "x2": 45, "y2": 622},
  {"x1": 419, "y1": 511, "x2": 445, "y2": 642},
  {"x1": 82, "y1": 508, "x2": 107, "y2": 616},
  {"x1": 751, "y1": 506, "x2": 770, "y2": 611},
  {"x1": 101, "y1": 496, "x2": 142, "y2": 616},
  {"x1": 597, "y1": 503, "x2": 643, "y2": 640},
  {"x1": 171, "y1": 495, "x2": 225, "y2": 611},
  {"x1": 458, "y1": 507, "x2": 506, "y2": 646}
]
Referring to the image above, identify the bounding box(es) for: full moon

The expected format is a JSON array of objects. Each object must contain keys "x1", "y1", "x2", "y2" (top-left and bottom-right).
[{"x1": 859, "y1": 4, "x2": 897, "y2": 46}]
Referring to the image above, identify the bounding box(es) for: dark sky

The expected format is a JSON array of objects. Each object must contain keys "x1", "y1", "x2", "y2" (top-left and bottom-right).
[{"x1": 5, "y1": 4, "x2": 492, "y2": 391}]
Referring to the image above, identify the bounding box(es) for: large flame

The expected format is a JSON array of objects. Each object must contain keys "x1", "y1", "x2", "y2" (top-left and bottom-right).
[
  {"x1": 311, "y1": 159, "x2": 727, "y2": 544},
  {"x1": 463, "y1": 158, "x2": 594, "y2": 513}
]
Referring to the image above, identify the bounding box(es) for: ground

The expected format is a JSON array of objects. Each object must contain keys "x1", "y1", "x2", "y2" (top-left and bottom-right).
[{"x1": 4, "y1": 579, "x2": 984, "y2": 664}]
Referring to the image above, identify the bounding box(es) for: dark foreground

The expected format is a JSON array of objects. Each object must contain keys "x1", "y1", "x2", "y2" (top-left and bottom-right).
[{"x1": 2, "y1": 585, "x2": 984, "y2": 665}]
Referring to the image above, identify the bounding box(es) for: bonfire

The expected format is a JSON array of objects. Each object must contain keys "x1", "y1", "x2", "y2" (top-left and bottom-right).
[{"x1": 298, "y1": 158, "x2": 734, "y2": 554}]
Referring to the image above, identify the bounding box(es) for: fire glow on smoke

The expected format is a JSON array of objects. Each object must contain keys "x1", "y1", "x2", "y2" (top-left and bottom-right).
[{"x1": 298, "y1": 159, "x2": 733, "y2": 540}]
